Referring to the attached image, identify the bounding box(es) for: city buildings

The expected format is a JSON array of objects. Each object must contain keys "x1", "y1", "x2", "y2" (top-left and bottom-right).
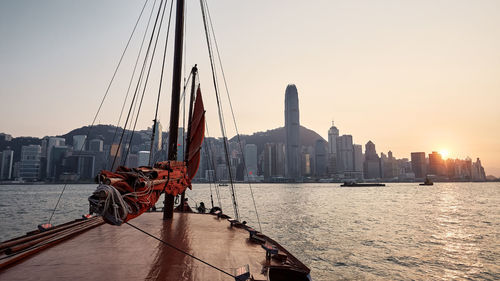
[
  {"x1": 363, "y1": 141, "x2": 381, "y2": 179},
  {"x1": 0, "y1": 149, "x2": 14, "y2": 180},
  {"x1": 411, "y1": 152, "x2": 426, "y2": 179}
]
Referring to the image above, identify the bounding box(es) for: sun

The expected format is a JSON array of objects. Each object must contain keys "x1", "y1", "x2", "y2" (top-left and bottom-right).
[{"x1": 439, "y1": 149, "x2": 450, "y2": 159}]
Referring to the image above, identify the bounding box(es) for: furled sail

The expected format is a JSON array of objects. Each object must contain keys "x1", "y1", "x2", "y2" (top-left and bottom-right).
[
  {"x1": 89, "y1": 161, "x2": 190, "y2": 225},
  {"x1": 186, "y1": 87, "x2": 205, "y2": 180},
  {"x1": 89, "y1": 88, "x2": 205, "y2": 226}
]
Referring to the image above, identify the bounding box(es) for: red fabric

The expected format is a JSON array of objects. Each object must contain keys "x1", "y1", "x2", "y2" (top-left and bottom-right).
[
  {"x1": 186, "y1": 87, "x2": 205, "y2": 180},
  {"x1": 99, "y1": 161, "x2": 190, "y2": 223}
]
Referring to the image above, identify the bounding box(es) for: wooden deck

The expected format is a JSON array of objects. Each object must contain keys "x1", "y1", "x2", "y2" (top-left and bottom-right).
[{"x1": 0, "y1": 212, "x2": 309, "y2": 281}]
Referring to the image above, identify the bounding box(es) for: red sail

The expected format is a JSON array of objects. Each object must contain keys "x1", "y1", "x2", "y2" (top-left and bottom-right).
[
  {"x1": 89, "y1": 161, "x2": 190, "y2": 225},
  {"x1": 186, "y1": 87, "x2": 205, "y2": 180}
]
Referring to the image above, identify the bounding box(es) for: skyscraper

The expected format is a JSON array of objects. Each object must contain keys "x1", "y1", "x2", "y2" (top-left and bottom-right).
[
  {"x1": 336, "y1": 135, "x2": 354, "y2": 173},
  {"x1": 244, "y1": 144, "x2": 258, "y2": 178},
  {"x1": 353, "y1": 144, "x2": 363, "y2": 173},
  {"x1": 327, "y1": 122, "x2": 339, "y2": 174},
  {"x1": 73, "y1": 135, "x2": 86, "y2": 151},
  {"x1": 0, "y1": 149, "x2": 14, "y2": 180},
  {"x1": 285, "y1": 84, "x2": 301, "y2": 180},
  {"x1": 314, "y1": 139, "x2": 327, "y2": 177},
  {"x1": 411, "y1": 152, "x2": 426, "y2": 178},
  {"x1": 363, "y1": 141, "x2": 381, "y2": 179},
  {"x1": 19, "y1": 145, "x2": 42, "y2": 181}
]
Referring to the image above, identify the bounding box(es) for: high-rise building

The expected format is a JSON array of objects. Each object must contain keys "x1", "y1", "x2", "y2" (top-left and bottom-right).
[
  {"x1": 263, "y1": 143, "x2": 285, "y2": 180},
  {"x1": 89, "y1": 138, "x2": 104, "y2": 152},
  {"x1": 0, "y1": 149, "x2": 14, "y2": 180},
  {"x1": 284, "y1": 84, "x2": 301, "y2": 180},
  {"x1": 244, "y1": 144, "x2": 258, "y2": 179},
  {"x1": 411, "y1": 152, "x2": 426, "y2": 179},
  {"x1": 353, "y1": 144, "x2": 363, "y2": 173},
  {"x1": 19, "y1": 145, "x2": 42, "y2": 181},
  {"x1": 314, "y1": 139, "x2": 327, "y2": 177},
  {"x1": 46, "y1": 137, "x2": 65, "y2": 179},
  {"x1": 472, "y1": 158, "x2": 486, "y2": 181},
  {"x1": 137, "y1": 151, "x2": 150, "y2": 167},
  {"x1": 153, "y1": 121, "x2": 163, "y2": 153},
  {"x1": 428, "y1": 151, "x2": 445, "y2": 176},
  {"x1": 336, "y1": 135, "x2": 354, "y2": 173},
  {"x1": 363, "y1": 141, "x2": 381, "y2": 179},
  {"x1": 73, "y1": 135, "x2": 87, "y2": 151},
  {"x1": 327, "y1": 122, "x2": 339, "y2": 174}
]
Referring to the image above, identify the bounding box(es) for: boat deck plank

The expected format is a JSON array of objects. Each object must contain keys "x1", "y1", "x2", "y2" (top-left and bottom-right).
[{"x1": 0, "y1": 212, "x2": 274, "y2": 281}]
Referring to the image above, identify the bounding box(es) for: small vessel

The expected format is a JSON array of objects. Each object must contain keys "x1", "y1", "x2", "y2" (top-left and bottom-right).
[
  {"x1": 0, "y1": 1, "x2": 310, "y2": 280},
  {"x1": 419, "y1": 177, "x2": 434, "y2": 186},
  {"x1": 340, "y1": 182, "x2": 385, "y2": 187}
]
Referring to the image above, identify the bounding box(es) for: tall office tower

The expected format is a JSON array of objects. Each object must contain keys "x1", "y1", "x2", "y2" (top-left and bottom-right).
[
  {"x1": 244, "y1": 144, "x2": 258, "y2": 178},
  {"x1": 411, "y1": 152, "x2": 426, "y2": 179},
  {"x1": 153, "y1": 121, "x2": 163, "y2": 152},
  {"x1": 284, "y1": 84, "x2": 301, "y2": 180},
  {"x1": 314, "y1": 139, "x2": 327, "y2": 177},
  {"x1": 0, "y1": 149, "x2": 14, "y2": 180},
  {"x1": 363, "y1": 141, "x2": 381, "y2": 179},
  {"x1": 73, "y1": 135, "x2": 87, "y2": 152},
  {"x1": 472, "y1": 158, "x2": 486, "y2": 181},
  {"x1": 19, "y1": 145, "x2": 42, "y2": 181},
  {"x1": 137, "y1": 151, "x2": 150, "y2": 167},
  {"x1": 46, "y1": 137, "x2": 65, "y2": 179},
  {"x1": 177, "y1": 127, "x2": 184, "y2": 161},
  {"x1": 336, "y1": 135, "x2": 354, "y2": 173},
  {"x1": 327, "y1": 122, "x2": 339, "y2": 174},
  {"x1": 89, "y1": 138, "x2": 104, "y2": 152},
  {"x1": 353, "y1": 144, "x2": 363, "y2": 173},
  {"x1": 428, "y1": 151, "x2": 445, "y2": 176}
]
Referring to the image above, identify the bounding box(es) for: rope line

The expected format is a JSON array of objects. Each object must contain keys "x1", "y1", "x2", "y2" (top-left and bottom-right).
[
  {"x1": 199, "y1": 0, "x2": 240, "y2": 221},
  {"x1": 125, "y1": 222, "x2": 235, "y2": 278},
  {"x1": 204, "y1": 1, "x2": 262, "y2": 232},
  {"x1": 47, "y1": 0, "x2": 151, "y2": 224}
]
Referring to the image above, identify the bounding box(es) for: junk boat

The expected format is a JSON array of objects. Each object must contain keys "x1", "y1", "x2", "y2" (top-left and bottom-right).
[
  {"x1": 0, "y1": 1, "x2": 311, "y2": 280},
  {"x1": 419, "y1": 177, "x2": 434, "y2": 186}
]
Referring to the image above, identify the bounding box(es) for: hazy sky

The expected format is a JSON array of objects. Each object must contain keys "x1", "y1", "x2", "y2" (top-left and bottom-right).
[{"x1": 1, "y1": 0, "x2": 499, "y2": 176}]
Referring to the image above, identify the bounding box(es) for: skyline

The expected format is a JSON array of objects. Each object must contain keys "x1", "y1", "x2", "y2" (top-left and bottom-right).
[{"x1": 1, "y1": 1, "x2": 499, "y2": 176}]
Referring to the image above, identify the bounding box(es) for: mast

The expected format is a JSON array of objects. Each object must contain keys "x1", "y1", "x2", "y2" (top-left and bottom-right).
[
  {"x1": 180, "y1": 65, "x2": 198, "y2": 210},
  {"x1": 164, "y1": 0, "x2": 185, "y2": 220}
]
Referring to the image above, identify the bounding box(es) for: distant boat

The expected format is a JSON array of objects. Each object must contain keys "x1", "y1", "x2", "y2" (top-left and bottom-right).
[
  {"x1": 419, "y1": 177, "x2": 434, "y2": 186},
  {"x1": 340, "y1": 182, "x2": 385, "y2": 187}
]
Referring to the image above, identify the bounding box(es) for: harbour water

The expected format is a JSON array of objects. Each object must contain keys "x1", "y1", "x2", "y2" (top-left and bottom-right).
[{"x1": 1, "y1": 182, "x2": 499, "y2": 280}]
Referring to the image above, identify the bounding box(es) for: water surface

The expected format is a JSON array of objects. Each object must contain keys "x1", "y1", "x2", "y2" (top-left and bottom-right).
[{"x1": 1, "y1": 182, "x2": 499, "y2": 280}]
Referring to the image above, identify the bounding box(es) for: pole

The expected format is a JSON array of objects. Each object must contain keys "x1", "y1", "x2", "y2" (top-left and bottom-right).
[{"x1": 164, "y1": 0, "x2": 185, "y2": 220}]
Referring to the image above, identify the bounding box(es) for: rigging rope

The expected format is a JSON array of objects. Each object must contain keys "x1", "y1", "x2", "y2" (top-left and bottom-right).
[
  {"x1": 204, "y1": 1, "x2": 262, "y2": 232},
  {"x1": 199, "y1": 0, "x2": 240, "y2": 221},
  {"x1": 149, "y1": 0, "x2": 175, "y2": 166},
  {"x1": 125, "y1": 222, "x2": 236, "y2": 278},
  {"x1": 112, "y1": 0, "x2": 166, "y2": 169},
  {"x1": 107, "y1": 0, "x2": 155, "y2": 170},
  {"x1": 123, "y1": 0, "x2": 171, "y2": 165},
  {"x1": 47, "y1": 0, "x2": 151, "y2": 225}
]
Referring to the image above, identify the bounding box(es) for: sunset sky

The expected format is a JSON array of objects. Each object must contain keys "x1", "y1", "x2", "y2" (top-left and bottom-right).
[{"x1": 1, "y1": 0, "x2": 499, "y2": 176}]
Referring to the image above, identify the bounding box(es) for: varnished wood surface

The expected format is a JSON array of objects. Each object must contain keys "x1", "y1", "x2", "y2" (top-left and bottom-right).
[{"x1": 0, "y1": 213, "x2": 285, "y2": 281}]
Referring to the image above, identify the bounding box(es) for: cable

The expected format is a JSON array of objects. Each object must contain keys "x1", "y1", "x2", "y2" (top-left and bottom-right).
[
  {"x1": 125, "y1": 222, "x2": 235, "y2": 278},
  {"x1": 47, "y1": 0, "x2": 151, "y2": 224},
  {"x1": 204, "y1": 1, "x2": 262, "y2": 232}
]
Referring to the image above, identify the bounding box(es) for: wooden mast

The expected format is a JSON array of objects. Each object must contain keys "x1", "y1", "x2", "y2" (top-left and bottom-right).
[
  {"x1": 180, "y1": 65, "x2": 198, "y2": 210},
  {"x1": 164, "y1": 0, "x2": 185, "y2": 220}
]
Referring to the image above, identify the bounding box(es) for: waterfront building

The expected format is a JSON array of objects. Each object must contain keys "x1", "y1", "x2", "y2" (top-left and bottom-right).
[
  {"x1": 65, "y1": 151, "x2": 96, "y2": 180},
  {"x1": 73, "y1": 135, "x2": 87, "y2": 151},
  {"x1": 89, "y1": 138, "x2": 104, "y2": 152},
  {"x1": 314, "y1": 139, "x2": 327, "y2": 177},
  {"x1": 472, "y1": 158, "x2": 486, "y2": 181},
  {"x1": 0, "y1": 149, "x2": 14, "y2": 180},
  {"x1": 327, "y1": 122, "x2": 339, "y2": 174},
  {"x1": 46, "y1": 137, "x2": 65, "y2": 179},
  {"x1": 336, "y1": 135, "x2": 354, "y2": 173},
  {"x1": 411, "y1": 152, "x2": 427, "y2": 179},
  {"x1": 363, "y1": 141, "x2": 381, "y2": 179},
  {"x1": 137, "y1": 151, "x2": 150, "y2": 167},
  {"x1": 284, "y1": 84, "x2": 301, "y2": 180},
  {"x1": 19, "y1": 145, "x2": 42, "y2": 181},
  {"x1": 263, "y1": 143, "x2": 286, "y2": 180},
  {"x1": 244, "y1": 144, "x2": 258, "y2": 180},
  {"x1": 428, "y1": 151, "x2": 445, "y2": 176},
  {"x1": 353, "y1": 144, "x2": 363, "y2": 173}
]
